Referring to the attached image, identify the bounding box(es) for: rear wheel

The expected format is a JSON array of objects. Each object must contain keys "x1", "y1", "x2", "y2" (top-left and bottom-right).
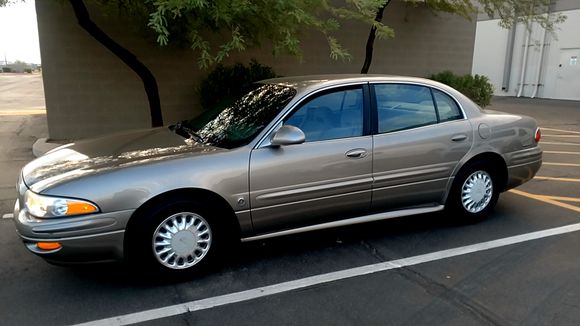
[{"x1": 447, "y1": 162, "x2": 499, "y2": 222}]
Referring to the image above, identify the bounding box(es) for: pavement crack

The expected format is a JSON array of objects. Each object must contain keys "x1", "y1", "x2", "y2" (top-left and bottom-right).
[
  {"x1": 359, "y1": 240, "x2": 388, "y2": 262},
  {"x1": 357, "y1": 239, "x2": 509, "y2": 325},
  {"x1": 397, "y1": 266, "x2": 510, "y2": 326},
  {"x1": 14, "y1": 118, "x2": 27, "y2": 137},
  {"x1": 563, "y1": 302, "x2": 580, "y2": 310},
  {"x1": 171, "y1": 284, "x2": 194, "y2": 326}
]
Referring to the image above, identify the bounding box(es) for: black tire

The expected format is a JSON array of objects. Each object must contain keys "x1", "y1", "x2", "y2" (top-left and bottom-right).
[
  {"x1": 446, "y1": 161, "x2": 500, "y2": 223},
  {"x1": 125, "y1": 197, "x2": 228, "y2": 279}
]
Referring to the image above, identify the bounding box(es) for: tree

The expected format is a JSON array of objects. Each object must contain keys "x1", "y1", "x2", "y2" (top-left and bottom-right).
[
  {"x1": 88, "y1": 0, "x2": 392, "y2": 126},
  {"x1": 0, "y1": 0, "x2": 18, "y2": 6},
  {"x1": 145, "y1": 0, "x2": 393, "y2": 68},
  {"x1": 4, "y1": 1, "x2": 563, "y2": 127},
  {"x1": 360, "y1": 0, "x2": 566, "y2": 73},
  {"x1": 69, "y1": 0, "x2": 163, "y2": 127},
  {"x1": 1, "y1": 0, "x2": 391, "y2": 128}
]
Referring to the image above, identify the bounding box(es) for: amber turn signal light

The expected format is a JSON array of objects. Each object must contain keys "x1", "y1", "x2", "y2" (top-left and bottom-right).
[
  {"x1": 66, "y1": 202, "x2": 99, "y2": 215},
  {"x1": 36, "y1": 242, "x2": 62, "y2": 250}
]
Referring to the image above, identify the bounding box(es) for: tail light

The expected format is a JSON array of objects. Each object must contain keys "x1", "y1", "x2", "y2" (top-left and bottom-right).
[{"x1": 535, "y1": 127, "x2": 541, "y2": 143}]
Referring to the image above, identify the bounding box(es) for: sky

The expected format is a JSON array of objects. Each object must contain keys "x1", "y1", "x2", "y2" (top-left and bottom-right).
[{"x1": 0, "y1": 0, "x2": 41, "y2": 64}]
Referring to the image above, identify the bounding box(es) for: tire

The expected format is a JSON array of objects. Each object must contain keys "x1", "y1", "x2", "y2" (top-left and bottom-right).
[
  {"x1": 125, "y1": 198, "x2": 227, "y2": 279},
  {"x1": 446, "y1": 161, "x2": 499, "y2": 223}
]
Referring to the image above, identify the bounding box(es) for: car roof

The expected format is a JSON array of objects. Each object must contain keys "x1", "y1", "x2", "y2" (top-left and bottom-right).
[
  {"x1": 259, "y1": 74, "x2": 442, "y2": 93},
  {"x1": 259, "y1": 74, "x2": 481, "y2": 118}
]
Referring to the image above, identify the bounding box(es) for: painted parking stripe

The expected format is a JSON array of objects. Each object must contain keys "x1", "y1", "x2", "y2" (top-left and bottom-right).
[
  {"x1": 73, "y1": 222, "x2": 580, "y2": 326},
  {"x1": 510, "y1": 189, "x2": 580, "y2": 214},
  {"x1": 541, "y1": 142, "x2": 580, "y2": 146},
  {"x1": 538, "y1": 195, "x2": 580, "y2": 203},
  {"x1": 542, "y1": 135, "x2": 580, "y2": 138},
  {"x1": 544, "y1": 151, "x2": 580, "y2": 155},
  {"x1": 0, "y1": 109, "x2": 46, "y2": 116},
  {"x1": 541, "y1": 127, "x2": 580, "y2": 135},
  {"x1": 543, "y1": 162, "x2": 580, "y2": 168},
  {"x1": 2, "y1": 213, "x2": 13, "y2": 219},
  {"x1": 534, "y1": 176, "x2": 580, "y2": 183}
]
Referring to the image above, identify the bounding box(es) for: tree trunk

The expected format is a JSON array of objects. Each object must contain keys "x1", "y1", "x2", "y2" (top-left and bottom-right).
[
  {"x1": 69, "y1": 0, "x2": 163, "y2": 127},
  {"x1": 361, "y1": 0, "x2": 392, "y2": 74}
]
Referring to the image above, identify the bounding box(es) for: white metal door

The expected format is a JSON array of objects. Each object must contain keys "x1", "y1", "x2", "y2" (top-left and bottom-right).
[{"x1": 555, "y1": 48, "x2": 580, "y2": 100}]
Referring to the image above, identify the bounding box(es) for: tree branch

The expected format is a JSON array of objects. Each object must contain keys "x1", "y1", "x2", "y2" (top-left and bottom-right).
[
  {"x1": 361, "y1": 0, "x2": 392, "y2": 74},
  {"x1": 69, "y1": 0, "x2": 163, "y2": 127}
]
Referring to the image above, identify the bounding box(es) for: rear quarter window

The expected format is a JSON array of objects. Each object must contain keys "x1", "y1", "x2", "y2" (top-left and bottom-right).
[{"x1": 433, "y1": 89, "x2": 463, "y2": 122}]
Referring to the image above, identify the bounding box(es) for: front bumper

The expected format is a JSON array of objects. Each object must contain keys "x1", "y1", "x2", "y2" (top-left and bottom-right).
[{"x1": 13, "y1": 200, "x2": 134, "y2": 264}]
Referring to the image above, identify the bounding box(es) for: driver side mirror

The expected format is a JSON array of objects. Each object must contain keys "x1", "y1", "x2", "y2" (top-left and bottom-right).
[{"x1": 271, "y1": 125, "x2": 306, "y2": 146}]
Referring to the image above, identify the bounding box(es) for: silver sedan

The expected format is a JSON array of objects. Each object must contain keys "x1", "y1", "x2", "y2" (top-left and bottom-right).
[{"x1": 13, "y1": 75, "x2": 542, "y2": 276}]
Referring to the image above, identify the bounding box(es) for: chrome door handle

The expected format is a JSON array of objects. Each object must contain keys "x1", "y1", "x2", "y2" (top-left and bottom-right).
[
  {"x1": 451, "y1": 134, "x2": 468, "y2": 142},
  {"x1": 345, "y1": 149, "x2": 368, "y2": 158}
]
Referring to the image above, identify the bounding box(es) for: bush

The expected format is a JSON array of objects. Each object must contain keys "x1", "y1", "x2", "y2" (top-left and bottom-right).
[
  {"x1": 198, "y1": 59, "x2": 278, "y2": 110},
  {"x1": 429, "y1": 71, "x2": 494, "y2": 107},
  {"x1": 24, "y1": 68, "x2": 32, "y2": 74},
  {"x1": 2, "y1": 67, "x2": 12, "y2": 73}
]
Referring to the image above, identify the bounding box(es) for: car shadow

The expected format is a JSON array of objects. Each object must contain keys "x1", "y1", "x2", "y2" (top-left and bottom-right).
[{"x1": 59, "y1": 210, "x2": 477, "y2": 287}]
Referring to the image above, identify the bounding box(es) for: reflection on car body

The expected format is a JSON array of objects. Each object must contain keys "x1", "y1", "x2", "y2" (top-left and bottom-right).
[{"x1": 13, "y1": 75, "x2": 542, "y2": 276}]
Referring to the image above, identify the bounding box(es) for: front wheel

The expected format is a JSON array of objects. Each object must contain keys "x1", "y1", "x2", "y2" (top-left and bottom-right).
[
  {"x1": 126, "y1": 199, "x2": 225, "y2": 278},
  {"x1": 152, "y1": 211, "x2": 213, "y2": 270},
  {"x1": 447, "y1": 162, "x2": 499, "y2": 222}
]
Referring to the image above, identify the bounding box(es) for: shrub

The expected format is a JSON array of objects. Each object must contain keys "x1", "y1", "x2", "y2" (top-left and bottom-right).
[
  {"x1": 2, "y1": 67, "x2": 12, "y2": 73},
  {"x1": 429, "y1": 71, "x2": 494, "y2": 107},
  {"x1": 198, "y1": 59, "x2": 278, "y2": 111},
  {"x1": 24, "y1": 68, "x2": 32, "y2": 74}
]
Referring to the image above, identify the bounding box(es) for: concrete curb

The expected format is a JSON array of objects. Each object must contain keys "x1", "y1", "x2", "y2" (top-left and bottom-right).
[{"x1": 32, "y1": 138, "x2": 63, "y2": 157}]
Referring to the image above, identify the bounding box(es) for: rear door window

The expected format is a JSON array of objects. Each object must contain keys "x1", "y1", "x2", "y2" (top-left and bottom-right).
[{"x1": 374, "y1": 84, "x2": 438, "y2": 133}]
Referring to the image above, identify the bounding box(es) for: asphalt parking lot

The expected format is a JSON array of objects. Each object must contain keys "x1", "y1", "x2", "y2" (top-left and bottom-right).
[
  {"x1": 0, "y1": 93, "x2": 579, "y2": 326},
  {"x1": 0, "y1": 73, "x2": 46, "y2": 113}
]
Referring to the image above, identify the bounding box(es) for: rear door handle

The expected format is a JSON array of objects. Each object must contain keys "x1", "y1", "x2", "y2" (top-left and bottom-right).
[
  {"x1": 345, "y1": 149, "x2": 368, "y2": 159},
  {"x1": 451, "y1": 134, "x2": 468, "y2": 142}
]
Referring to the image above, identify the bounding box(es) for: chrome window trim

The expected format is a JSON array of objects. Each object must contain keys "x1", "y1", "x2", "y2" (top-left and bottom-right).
[
  {"x1": 369, "y1": 80, "x2": 468, "y2": 121},
  {"x1": 372, "y1": 118, "x2": 468, "y2": 137},
  {"x1": 254, "y1": 80, "x2": 468, "y2": 148}
]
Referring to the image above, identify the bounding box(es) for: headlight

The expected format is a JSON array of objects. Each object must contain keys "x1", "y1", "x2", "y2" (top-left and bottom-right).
[{"x1": 24, "y1": 190, "x2": 99, "y2": 218}]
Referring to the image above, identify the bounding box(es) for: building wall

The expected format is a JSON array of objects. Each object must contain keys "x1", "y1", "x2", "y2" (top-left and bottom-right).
[
  {"x1": 36, "y1": 0, "x2": 476, "y2": 140},
  {"x1": 472, "y1": 6, "x2": 580, "y2": 100}
]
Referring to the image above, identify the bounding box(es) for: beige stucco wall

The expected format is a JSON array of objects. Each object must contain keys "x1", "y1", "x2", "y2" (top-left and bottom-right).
[{"x1": 36, "y1": 0, "x2": 476, "y2": 140}]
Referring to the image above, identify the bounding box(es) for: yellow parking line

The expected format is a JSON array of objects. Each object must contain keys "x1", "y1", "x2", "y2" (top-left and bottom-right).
[
  {"x1": 543, "y1": 162, "x2": 580, "y2": 167},
  {"x1": 543, "y1": 135, "x2": 580, "y2": 138},
  {"x1": 542, "y1": 128, "x2": 580, "y2": 135},
  {"x1": 0, "y1": 110, "x2": 46, "y2": 116},
  {"x1": 541, "y1": 195, "x2": 580, "y2": 203},
  {"x1": 534, "y1": 176, "x2": 580, "y2": 183},
  {"x1": 544, "y1": 151, "x2": 580, "y2": 155},
  {"x1": 509, "y1": 189, "x2": 580, "y2": 213},
  {"x1": 541, "y1": 142, "x2": 580, "y2": 146}
]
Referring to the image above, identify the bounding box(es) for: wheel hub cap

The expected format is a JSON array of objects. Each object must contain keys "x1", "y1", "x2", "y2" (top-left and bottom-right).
[
  {"x1": 152, "y1": 212, "x2": 212, "y2": 270},
  {"x1": 461, "y1": 171, "x2": 493, "y2": 214},
  {"x1": 171, "y1": 231, "x2": 197, "y2": 256}
]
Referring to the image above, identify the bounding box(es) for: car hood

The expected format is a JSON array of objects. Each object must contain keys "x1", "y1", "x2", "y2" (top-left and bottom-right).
[{"x1": 22, "y1": 127, "x2": 221, "y2": 190}]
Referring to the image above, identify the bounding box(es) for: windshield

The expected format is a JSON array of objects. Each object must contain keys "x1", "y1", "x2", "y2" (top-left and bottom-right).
[{"x1": 179, "y1": 84, "x2": 296, "y2": 149}]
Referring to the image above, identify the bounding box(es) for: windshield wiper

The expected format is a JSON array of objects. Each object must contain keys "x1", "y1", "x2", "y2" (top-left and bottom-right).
[{"x1": 171, "y1": 122, "x2": 204, "y2": 143}]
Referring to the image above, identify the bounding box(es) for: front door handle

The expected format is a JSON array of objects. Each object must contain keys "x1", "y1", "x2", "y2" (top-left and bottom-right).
[
  {"x1": 345, "y1": 148, "x2": 368, "y2": 159},
  {"x1": 451, "y1": 134, "x2": 468, "y2": 142}
]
